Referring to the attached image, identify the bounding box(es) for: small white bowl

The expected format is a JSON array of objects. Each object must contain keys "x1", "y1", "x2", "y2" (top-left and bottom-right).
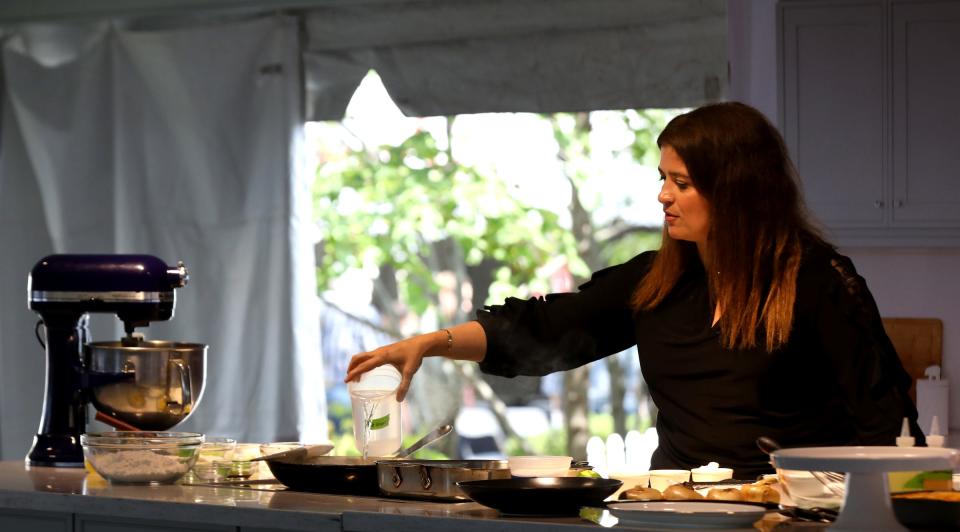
[
  {"x1": 507, "y1": 455, "x2": 572, "y2": 477},
  {"x1": 690, "y1": 465, "x2": 734, "y2": 482},
  {"x1": 608, "y1": 469, "x2": 650, "y2": 499},
  {"x1": 649, "y1": 469, "x2": 690, "y2": 491}
]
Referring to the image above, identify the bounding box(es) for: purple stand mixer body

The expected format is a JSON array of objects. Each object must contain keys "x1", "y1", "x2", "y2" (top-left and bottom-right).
[{"x1": 27, "y1": 254, "x2": 188, "y2": 467}]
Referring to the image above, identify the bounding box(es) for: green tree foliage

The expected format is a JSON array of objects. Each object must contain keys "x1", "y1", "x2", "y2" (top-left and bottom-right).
[
  {"x1": 313, "y1": 106, "x2": 679, "y2": 455},
  {"x1": 313, "y1": 121, "x2": 583, "y2": 315}
]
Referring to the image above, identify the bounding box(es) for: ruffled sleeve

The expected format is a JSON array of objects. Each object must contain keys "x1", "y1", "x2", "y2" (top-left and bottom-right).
[
  {"x1": 476, "y1": 251, "x2": 655, "y2": 378},
  {"x1": 803, "y1": 250, "x2": 924, "y2": 445}
]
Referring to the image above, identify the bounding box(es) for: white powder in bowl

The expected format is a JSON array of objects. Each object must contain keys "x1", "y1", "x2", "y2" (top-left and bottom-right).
[{"x1": 91, "y1": 449, "x2": 191, "y2": 483}]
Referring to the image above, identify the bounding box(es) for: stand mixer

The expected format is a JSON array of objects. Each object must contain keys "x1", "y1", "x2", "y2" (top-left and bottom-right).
[{"x1": 27, "y1": 254, "x2": 207, "y2": 467}]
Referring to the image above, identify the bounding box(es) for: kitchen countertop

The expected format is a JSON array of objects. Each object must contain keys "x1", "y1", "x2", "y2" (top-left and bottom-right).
[
  {"x1": 0, "y1": 461, "x2": 804, "y2": 531},
  {"x1": 0, "y1": 460, "x2": 615, "y2": 531}
]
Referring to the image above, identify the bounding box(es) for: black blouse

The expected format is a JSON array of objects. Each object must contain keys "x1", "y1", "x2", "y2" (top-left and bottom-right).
[{"x1": 476, "y1": 243, "x2": 921, "y2": 479}]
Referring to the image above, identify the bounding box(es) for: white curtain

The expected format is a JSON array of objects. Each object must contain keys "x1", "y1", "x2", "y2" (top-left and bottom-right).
[{"x1": 0, "y1": 15, "x2": 325, "y2": 458}]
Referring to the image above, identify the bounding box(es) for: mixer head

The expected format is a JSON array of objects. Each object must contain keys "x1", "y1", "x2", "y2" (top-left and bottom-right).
[{"x1": 29, "y1": 254, "x2": 188, "y2": 334}]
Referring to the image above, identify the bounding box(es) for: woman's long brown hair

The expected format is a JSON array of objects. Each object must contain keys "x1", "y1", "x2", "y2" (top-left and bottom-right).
[{"x1": 631, "y1": 102, "x2": 827, "y2": 352}]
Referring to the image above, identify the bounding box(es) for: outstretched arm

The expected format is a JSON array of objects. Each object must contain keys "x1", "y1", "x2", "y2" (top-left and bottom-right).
[{"x1": 344, "y1": 321, "x2": 487, "y2": 401}]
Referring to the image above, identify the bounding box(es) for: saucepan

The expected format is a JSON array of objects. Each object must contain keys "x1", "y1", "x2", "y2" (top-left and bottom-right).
[
  {"x1": 267, "y1": 423, "x2": 452, "y2": 496},
  {"x1": 377, "y1": 459, "x2": 511, "y2": 501}
]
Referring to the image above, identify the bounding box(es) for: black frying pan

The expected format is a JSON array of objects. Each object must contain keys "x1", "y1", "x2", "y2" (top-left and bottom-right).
[
  {"x1": 892, "y1": 493, "x2": 960, "y2": 530},
  {"x1": 457, "y1": 477, "x2": 622, "y2": 516},
  {"x1": 266, "y1": 455, "x2": 381, "y2": 496}
]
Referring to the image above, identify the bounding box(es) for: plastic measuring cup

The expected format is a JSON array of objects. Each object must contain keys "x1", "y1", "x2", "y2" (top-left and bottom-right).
[{"x1": 348, "y1": 365, "x2": 402, "y2": 457}]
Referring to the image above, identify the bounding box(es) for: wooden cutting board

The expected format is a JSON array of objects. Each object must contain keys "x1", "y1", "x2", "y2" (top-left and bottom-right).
[{"x1": 882, "y1": 317, "x2": 943, "y2": 403}]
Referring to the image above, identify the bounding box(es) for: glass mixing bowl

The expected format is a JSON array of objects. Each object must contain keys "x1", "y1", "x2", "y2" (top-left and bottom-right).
[
  {"x1": 81, "y1": 431, "x2": 204, "y2": 484},
  {"x1": 776, "y1": 468, "x2": 845, "y2": 509}
]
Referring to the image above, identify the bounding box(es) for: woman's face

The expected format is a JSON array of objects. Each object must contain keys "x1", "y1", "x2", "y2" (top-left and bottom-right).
[{"x1": 658, "y1": 145, "x2": 711, "y2": 248}]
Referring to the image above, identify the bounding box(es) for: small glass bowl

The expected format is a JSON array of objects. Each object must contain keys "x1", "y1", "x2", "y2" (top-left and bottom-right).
[
  {"x1": 214, "y1": 460, "x2": 255, "y2": 480},
  {"x1": 191, "y1": 437, "x2": 237, "y2": 479},
  {"x1": 81, "y1": 431, "x2": 203, "y2": 484},
  {"x1": 197, "y1": 437, "x2": 237, "y2": 462},
  {"x1": 259, "y1": 441, "x2": 303, "y2": 457},
  {"x1": 233, "y1": 443, "x2": 261, "y2": 461},
  {"x1": 257, "y1": 442, "x2": 303, "y2": 480},
  {"x1": 192, "y1": 461, "x2": 226, "y2": 482}
]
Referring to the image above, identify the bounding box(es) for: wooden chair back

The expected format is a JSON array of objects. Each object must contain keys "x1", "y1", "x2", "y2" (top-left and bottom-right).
[{"x1": 881, "y1": 317, "x2": 943, "y2": 403}]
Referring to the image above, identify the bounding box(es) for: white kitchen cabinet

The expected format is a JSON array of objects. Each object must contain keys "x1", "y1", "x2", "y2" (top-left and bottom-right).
[
  {"x1": 781, "y1": 1, "x2": 886, "y2": 229},
  {"x1": 891, "y1": 0, "x2": 960, "y2": 227},
  {"x1": 779, "y1": 0, "x2": 960, "y2": 246}
]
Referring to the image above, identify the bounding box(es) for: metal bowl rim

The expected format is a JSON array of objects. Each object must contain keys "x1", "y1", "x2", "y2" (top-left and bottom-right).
[{"x1": 87, "y1": 341, "x2": 208, "y2": 352}]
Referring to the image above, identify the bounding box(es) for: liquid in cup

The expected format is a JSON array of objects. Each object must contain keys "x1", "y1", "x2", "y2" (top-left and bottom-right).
[{"x1": 348, "y1": 365, "x2": 402, "y2": 458}]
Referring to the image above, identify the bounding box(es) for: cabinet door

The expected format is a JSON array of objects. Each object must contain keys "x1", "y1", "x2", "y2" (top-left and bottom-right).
[
  {"x1": 0, "y1": 508, "x2": 72, "y2": 532},
  {"x1": 891, "y1": 0, "x2": 960, "y2": 226},
  {"x1": 77, "y1": 514, "x2": 233, "y2": 532},
  {"x1": 781, "y1": 2, "x2": 886, "y2": 228}
]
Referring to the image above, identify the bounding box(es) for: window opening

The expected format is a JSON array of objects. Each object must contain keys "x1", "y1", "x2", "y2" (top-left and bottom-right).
[{"x1": 307, "y1": 70, "x2": 686, "y2": 459}]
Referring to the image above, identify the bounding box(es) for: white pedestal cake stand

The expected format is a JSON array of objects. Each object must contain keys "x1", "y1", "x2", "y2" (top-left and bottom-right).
[{"x1": 772, "y1": 446, "x2": 959, "y2": 532}]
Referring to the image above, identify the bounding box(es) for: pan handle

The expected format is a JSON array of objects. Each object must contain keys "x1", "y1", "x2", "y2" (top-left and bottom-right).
[
  {"x1": 392, "y1": 466, "x2": 403, "y2": 488},
  {"x1": 419, "y1": 465, "x2": 432, "y2": 490}
]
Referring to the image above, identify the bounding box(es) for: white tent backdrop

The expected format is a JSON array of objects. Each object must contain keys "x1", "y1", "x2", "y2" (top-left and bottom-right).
[
  {"x1": 0, "y1": 0, "x2": 726, "y2": 459},
  {"x1": 304, "y1": 0, "x2": 727, "y2": 119},
  {"x1": 0, "y1": 15, "x2": 325, "y2": 459}
]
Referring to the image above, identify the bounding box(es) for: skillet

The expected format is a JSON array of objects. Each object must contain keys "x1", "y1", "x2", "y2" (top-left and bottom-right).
[
  {"x1": 457, "y1": 477, "x2": 622, "y2": 516},
  {"x1": 266, "y1": 455, "x2": 383, "y2": 496}
]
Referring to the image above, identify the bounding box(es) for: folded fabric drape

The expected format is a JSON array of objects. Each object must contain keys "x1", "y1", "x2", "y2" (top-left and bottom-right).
[
  {"x1": 0, "y1": 15, "x2": 325, "y2": 458},
  {"x1": 303, "y1": 0, "x2": 727, "y2": 119}
]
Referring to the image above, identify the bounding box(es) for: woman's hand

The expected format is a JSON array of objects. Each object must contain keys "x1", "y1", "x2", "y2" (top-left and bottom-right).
[
  {"x1": 344, "y1": 323, "x2": 487, "y2": 402},
  {"x1": 345, "y1": 334, "x2": 436, "y2": 402}
]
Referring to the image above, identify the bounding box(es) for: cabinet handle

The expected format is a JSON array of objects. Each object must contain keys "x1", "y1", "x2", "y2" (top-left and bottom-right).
[
  {"x1": 896, "y1": 200, "x2": 904, "y2": 208},
  {"x1": 874, "y1": 200, "x2": 884, "y2": 208}
]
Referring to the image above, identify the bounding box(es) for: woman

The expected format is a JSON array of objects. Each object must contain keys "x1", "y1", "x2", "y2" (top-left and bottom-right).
[{"x1": 345, "y1": 102, "x2": 922, "y2": 478}]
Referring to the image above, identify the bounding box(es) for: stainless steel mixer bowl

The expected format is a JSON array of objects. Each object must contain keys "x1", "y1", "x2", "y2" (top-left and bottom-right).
[{"x1": 85, "y1": 341, "x2": 207, "y2": 431}]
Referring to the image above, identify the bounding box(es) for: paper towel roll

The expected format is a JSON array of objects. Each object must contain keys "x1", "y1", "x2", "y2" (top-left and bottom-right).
[{"x1": 917, "y1": 378, "x2": 949, "y2": 437}]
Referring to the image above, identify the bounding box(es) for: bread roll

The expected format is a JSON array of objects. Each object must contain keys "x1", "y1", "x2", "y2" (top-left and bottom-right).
[
  {"x1": 706, "y1": 487, "x2": 744, "y2": 501},
  {"x1": 622, "y1": 487, "x2": 663, "y2": 501},
  {"x1": 741, "y1": 483, "x2": 779, "y2": 503},
  {"x1": 761, "y1": 486, "x2": 780, "y2": 504},
  {"x1": 740, "y1": 483, "x2": 764, "y2": 502},
  {"x1": 662, "y1": 484, "x2": 704, "y2": 500}
]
